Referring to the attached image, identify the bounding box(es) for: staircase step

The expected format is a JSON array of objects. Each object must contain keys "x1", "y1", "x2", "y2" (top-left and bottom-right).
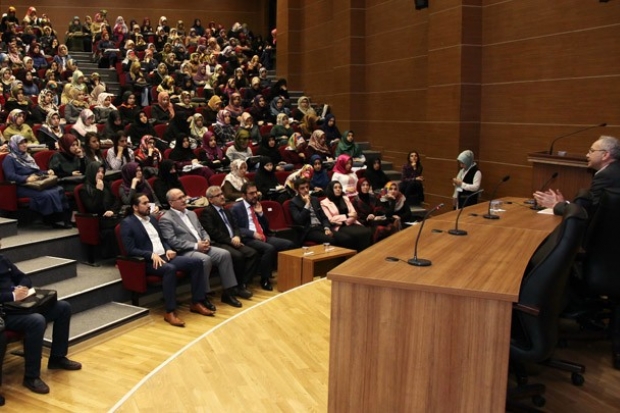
[
  {"x1": 1, "y1": 226, "x2": 83, "y2": 262},
  {"x1": 43, "y1": 262, "x2": 128, "y2": 313},
  {"x1": 385, "y1": 170, "x2": 401, "y2": 181},
  {"x1": 17, "y1": 256, "x2": 77, "y2": 286},
  {"x1": 363, "y1": 150, "x2": 381, "y2": 158},
  {"x1": 358, "y1": 141, "x2": 371, "y2": 151},
  {"x1": 44, "y1": 302, "x2": 149, "y2": 348},
  {"x1": 0, "y1": 217, "x2": 18, "y2": 238}
]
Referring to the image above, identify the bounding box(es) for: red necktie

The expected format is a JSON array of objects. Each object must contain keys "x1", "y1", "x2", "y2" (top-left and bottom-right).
[{"x1": 251, "y1": 206, "x2": 266, "y2": 241}]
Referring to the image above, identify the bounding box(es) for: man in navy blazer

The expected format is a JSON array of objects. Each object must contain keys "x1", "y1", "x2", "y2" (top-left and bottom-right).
[
  {"x1": 231, "y1": 182, "x2": 295, "y2": 290},
  {"x1": 120, "y1": 193, "x2": 210, "y2": 327}
]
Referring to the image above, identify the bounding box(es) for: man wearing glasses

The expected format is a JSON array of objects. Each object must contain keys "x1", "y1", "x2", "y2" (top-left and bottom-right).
[{"x1": 534, "y1": 135, "x2": 620, "y2": 214}]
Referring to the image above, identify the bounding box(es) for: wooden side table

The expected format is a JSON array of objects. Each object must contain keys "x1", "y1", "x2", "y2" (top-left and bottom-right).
[{"x1": 278, "y1": 245, "x2": 356, "y2": 292}]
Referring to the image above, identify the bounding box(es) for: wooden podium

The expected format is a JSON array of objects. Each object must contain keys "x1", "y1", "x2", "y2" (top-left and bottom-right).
[
  {"x1": 326, "y1": 199, "x2": 560, "y2": 412},
  {"x1": 528, "y1": 151, "x2": 593, "y2": 198}
]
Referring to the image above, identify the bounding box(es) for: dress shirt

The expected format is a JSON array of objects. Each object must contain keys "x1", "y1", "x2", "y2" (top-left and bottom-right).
[
  {"x1": 170, "y1": 207, "x2": 202, "y2": 249},
  {"x1": 136, "y1": 214, "x2": 165, "y2": 255},
  {"x1": 243, "y1": 200, "x2": 258, "y2": 232},
  {"x1": 215, "y1": 206, "x2": 234, "y2": 238}
]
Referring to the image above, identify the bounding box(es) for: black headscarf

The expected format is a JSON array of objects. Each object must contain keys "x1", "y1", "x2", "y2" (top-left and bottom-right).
[{"x1": 326, "y1": 180, "x2": 348, "y2": 215}]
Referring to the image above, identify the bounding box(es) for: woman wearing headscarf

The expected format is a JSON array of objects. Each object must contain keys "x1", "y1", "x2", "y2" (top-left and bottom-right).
[
  {"x1": 255, "y1": 156, "x2": 289, "y2": 203},
  {"x1": 152, "y1": 91, "x2": 175, "y2": 125},
  {"x1": 70, "y1": 108, "x2": 98, "y2": 143},
  {"x1": 269, "y1": 113, "x2": 294, "y2": 145},
  {"x1": 332, "y1": 154, "x2": 359, "y2": 198},
  {"x1": 292, "y1": 96, "x2": 317, "y2": 122},
  {"x1": 4, "y1": 87, "x2": 35, "y2": 126},
  {"x1": 2, "y1": 135, "x2": 72, "y2": 228},
  {"x1": 380, "y1": 181, "x2": 412, "y2": 224},
  {"x1": 363, "y1": 155, "x2": 389, "y2": 192},
  {"x1": 452, "y1": 149, "x2": 481, "y2": 209},
  {"x1": 61, "y1": 69, "x2": 88, "y2": 105},
  {"x1": 118, "y1": 162, "x2": 161, "y2": 212},
  {"x1": 257, "y1": 135, "x2": 291, "y2": 171},
  {"x1": 225, "y1": 92, "x2": 244, "y2": 126},
  {"x1": 320, "y1": 180, "x2": 373, "y2": 252},
  {"x1": 221, "y1": 159, "x2": 249, "y2": 202},
  {"x1": 353, "y1": 178, "x2": 399, "y2": 243},
  {"x1": 106, "y1": 131, "x2": 135, "y2": 171},
  {"x1": 188, "y1": 113, "x2": 209, "y2": 143},
  {"x1": 163, "y1": 91, "x2": 193, "y2": 144},
  {"x1": 248, "y1": 94, "x2": 270, "y2": 126},
  {"x1": 309, "y1": 155, "x2": 329, "y2": 196},
  {"x1": 268, "y1": 96, "x2": 290, "y2": 124},
  {"x1": 197, "y1": 132, "x2": 230, "y2": 171},
  {"x1": 281, "y1": 132, "x2": 307, "y2": 169},
  {"x1": 152, "y1": 159, "x2": 185, "y2": 209},
  {"x1": 3, "y1": 109, "x2": 37, "y2": 144},
  {"x1": 134, "y1": 135, "x2": 162, "y2": 171},
  {"x1": 89, "y1": 72, "x2": 107, "y2": 102},
  {"x1": 31, "y1": 89, "x2": 59, "y2": 124},
  {"x1": 37, "y1": 110, "x2": 64, "y2": 150},
  {"x1": 64, "y1": 88, "x2": 91, "y2": 124},
  {"x1": 300, "y1": 113, "x2": 319, "y2": 141},
  {"x1": 93, "y1": 92, "x2": 117, "y2": 124},
  {"x1": 78, "y1": 161, "x2": 121, "y2": 257},
  {"x1": 225, "y1": 128, "x2": 253, "y2": 163},
  {"x1": 203, "y1": 94, "x2": 222, "y2": 125},
  {"x1": 322, "y1": 114, "x2": 342, "y2": 147},
  {"x1": 307, "y1": 129, "x2": 334, "y2": 165},
  {"x1": 127, "y1": 110, "x2": 157, "y2": 147},
  {"x1": 49, "y1": 134, "x2": 87, "y2": 192},
  {"x1": 399, "y1": 150, "x2": 425, "y2": 206},
  {"x1": 101, "y1": 110, "x2": 124, "y2": 142},
  {"x1": 335, "y1": 130, "x2": 365, "y2": 167},
  {"x1": 284, "y1": 164, "x2": 314, "y2": 194},
  {"x1": 117, "y1": 91, "x2": 140, "y2": 126},
  {"x1": 212, "y1": 109, "x2": 235, "y2": 148},
  {"x1": 168, "y1": 134, "x2": 213, "y2": 180}
]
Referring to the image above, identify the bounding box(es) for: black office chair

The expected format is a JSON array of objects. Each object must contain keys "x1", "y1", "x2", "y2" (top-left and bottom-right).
[{"x1": 507, "y1": 203, "x2": 588, "y2": 412}]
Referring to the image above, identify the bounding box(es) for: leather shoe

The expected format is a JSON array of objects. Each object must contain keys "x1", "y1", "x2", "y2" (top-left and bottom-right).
[
  {"x1": 23, "y1": 377, "x2": 50, "y2": 394},
  {"x1": 164, "y1": 311, "x2": 185, "y2": 327},
  {"x1": 0, "y1": 393, "x2": 4, "y2": 406},
  {"x1": 613, "y1": 352, "x2": 620, "y2": 370},
  {"x1": 203, "y1": 297, "x2": 217, "y2": 312},
  {"x1": 260, "y1": 279, "x2": 273, "y2": 291},
  {"x1": 48, "y1": 357, "x2": 82, "y2": 370},
  {"x1": 222, "y1": 293, "x2": 242, "y2": 308},
  {"x1": 190, "y1": 302, "x2": 215, "y2": 316},
  {"x1": 236, "y1": 285, "x2": 253, "y2": 299}
]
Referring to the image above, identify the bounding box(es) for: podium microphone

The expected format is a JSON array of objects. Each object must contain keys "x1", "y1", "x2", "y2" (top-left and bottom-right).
[
  {"x1": 448, "y1": 189, "x2": 484, "y2": 236},
  {"x1": 408, "y1": 203, "x2": 444, "y2": 267},
  {"x1": 531, "y1": 172, "x2": 559, "y2": 210},
  {"x1": 548, "y1": 123, "x2": 607, "y2": 155},
  {"x1": 483, "y1": 175, "x2": 511, "y2": 220}
]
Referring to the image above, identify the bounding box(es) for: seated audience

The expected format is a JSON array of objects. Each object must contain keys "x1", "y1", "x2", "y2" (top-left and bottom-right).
[
  {"x1": 3, "y1": 109, "x2": 36, "y2": 144},
  {"x1": 82, "y1": 132, "x2": 105, "y2": 165},
  {"x1": 93, "y1": 93, "x2": 117, "y2": 124},
  {"x1": 322, "y1": 114, "x2": 341, "y2": 147},
  {"x1": 134, "y1": 135, "x2": 162, "y2": 173},
  {"x1": 118, "y1": 91, "x2": 140, "y2": 126},
  {"x1": 331, "y1": 154, "x2": 359, "y2": 198},
  {"x1": 152, "y1": 91, "x2": 175, "y2": 125},
  {"x1": 280, "y1": 132, "x2": 307, "y2": 169},
  {"x1": 197, "y1": 132, "x2": 230, "y2": 171},
  {"x1": 309, "y1": 155, "x2": 329, "y2": 196},
  {"x1": 289, "y1": 177, "x2": 336, "y2": 246},
  {"x1": 212, "y1": 109, "x2": 235, "y2": 147},
  {"x1": 364, "y1": 155, "x2": 389, "y2": 192},
  {"x1": 152, "y1": 159, "x2": 185, "y2": 209},
  {"x1": 168, "y1": 135, "x2": 213, "y2": 180},
  {"x1": 101, "y1": 110, "x2": 124, "y2": 142},
  {"x1": 335, "y1": 130, "x2": 365, "y2": 167},
  {"x1": 257, "y1": 135, "x2": 291, "y2": 171},
  {"x1": 352, "y1": 178, "x2": 399, "y2": 243},
  {"x1": 48, "y1": 134, "x2": 86, "y2": 192},
  {"x1": 269, "y1": 113, "x2": 294, "y2": 144},
  {"x1": 106, "y1": 132, "x2": 135, "y2": 171},
  {"x1": 118, "y1": 162, "x2": 161, "y2": 212},
  {"x1": 380, "y1": 181, "x2": 411, "y2": 226},
  {"x1": 222, "y1": 159, "x2": 249, "y2": 202},
  {"x1": 255, "y1": 156, "x2": 289, "y2": 203},
  {"x1": 127, "y1": 110, "x2": 157, "y2": 147},
  {"x1": 292, "y1": 96, "x2": 317, "y2": 122},
  {"x1": 306, "y1": 130, "x2": 334, "y2": 165},
  {"x1": 70, "y1": 109, "x2": 98, "y2": 143},
  {"x1": 37, "y1": 110, "x2": 64, "y2": 150},
  {"x1": 225, "y1": 128, "x2": 254, "y2": 163}
]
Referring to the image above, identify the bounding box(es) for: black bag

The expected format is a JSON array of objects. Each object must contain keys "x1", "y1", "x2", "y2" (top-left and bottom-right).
[{"x1": 3, "y1": 289, "x2": 58, "y2": 315}]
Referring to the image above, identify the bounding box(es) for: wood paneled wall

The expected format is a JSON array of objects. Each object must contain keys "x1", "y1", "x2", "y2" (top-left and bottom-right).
[
  {"x1": 7, "y1": 1, "x2": 270, "y2": 38},
  {"x1": 278, "y1": 0, "x2": 620, "y2": 205}
]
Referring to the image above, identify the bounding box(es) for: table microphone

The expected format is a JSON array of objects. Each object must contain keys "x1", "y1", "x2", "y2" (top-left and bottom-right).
[
  {"x1": 408, "y1": 203, "x2": 444, "y2": 267},
  {"x1": 548, "y1": 122, "x2": 606, "y2": 155},
  {"x1": 483, "y1": 175, "x2": 510, "y2": 220},
  {"x1": 448, "y1": 189, "x2": 484, "y2": 236},
  {"x1": 531, "y1": 172, "x2": 559, "y2": 211}
]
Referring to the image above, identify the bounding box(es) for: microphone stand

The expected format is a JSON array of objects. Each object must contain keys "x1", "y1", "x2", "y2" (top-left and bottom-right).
[
  {"x1": 483, "y1": 175, "x2": 511, "y2": 220},
  {"x1": 408, "y1": 203, "x2": 444, "y2": 267},
  {"x1": 548, "y1": 123, "x2": 607, "y2": 155},
  {"x1": 531, "y1": 172, "x2": 559, "y2": 211},
  {"x1": 448, "y1": 189, "x2": 484, "y2": 236}
]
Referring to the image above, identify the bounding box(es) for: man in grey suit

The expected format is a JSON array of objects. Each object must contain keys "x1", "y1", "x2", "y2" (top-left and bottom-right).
[{"x1": 159, "y1": 188, "x2": 243, "y2": 309}]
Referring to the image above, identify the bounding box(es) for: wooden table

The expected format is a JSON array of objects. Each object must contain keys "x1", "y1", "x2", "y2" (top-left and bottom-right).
[
  {"x1": 278, "y1": 245, "x2": 356, "y2": 292},
  {"x1": 327, "y1": 198, "x2": 560, "y2": 412}
]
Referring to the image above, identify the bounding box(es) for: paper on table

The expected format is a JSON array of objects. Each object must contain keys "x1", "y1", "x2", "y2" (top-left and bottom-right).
[
  {"x1": 537, "y1": 208, "x2": 555, "y2": 215},
  {"x1": 26, "y1": 287, "x2": 36, "y2": 298}
]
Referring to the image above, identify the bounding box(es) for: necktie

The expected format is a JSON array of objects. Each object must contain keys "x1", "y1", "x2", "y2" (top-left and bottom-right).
[
  {"x1": 219, "y1": 208, "x2": 234, "y2": 238},
  {"x1": 250, "y1": 206, "x2": 266, "y2": 241}
]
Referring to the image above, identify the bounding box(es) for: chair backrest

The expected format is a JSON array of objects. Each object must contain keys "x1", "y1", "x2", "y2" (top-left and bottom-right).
[
  {"x1": 511, "y1": 203, "x2": 588, "y2": 363},
  {"x1": 163, "y1": 148, "x2": 172, "y2": 159},
  {"x1": 154, "y1": 123, "x2": 167, "y2": 139},
  {"x1": 281, "y1": 199, "x2": 294, "y2": 227},
  {"x1": 143, "y1": 105, "x2": 152, "y2": 119},
  {"x1": 73, "y1": 183, "x2": 87, "y2": 213},
  {"x1": 261, "y1": 200, "x2": 289, "y2": 230},
  {"x1": 33, "y1": 150, "x2": 57, "y2": 170},
  {"x1": 111, "y1": 179, "x2": 123, "y2": 199},
  {"x1": 583, "y1": 188, "x2": 620, "y2": 296},
  {"x1": 275, "y1": 170, "x2": 291, "y2": 185},
  {"x1": 208, "y1": 173, "x2": 227, "y2": 187},
  {"x1": 115, "y1": 224, "x2": 128, "y2": 255},
  {"x1": 179, "y1": 175, "x2": 209, "y2": 198}
]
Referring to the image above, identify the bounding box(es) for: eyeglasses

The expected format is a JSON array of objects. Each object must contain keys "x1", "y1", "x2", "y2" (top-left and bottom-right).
[
  {"x1": 172, "y1": 195, "x2": 187, "y2": 202},
  {"x1": 209, "y1": 192, "x2": 224, "y2": 198},
  {"x1": 588, "y1": 148, "x2": 607, "y2": 154}
]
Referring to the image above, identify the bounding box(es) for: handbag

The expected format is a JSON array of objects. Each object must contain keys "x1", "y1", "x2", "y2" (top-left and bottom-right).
[
  {"x1": 23, "y1": 175, "x2": 59, "y2": 191},
  {"x1": 3, "y1": 289, "x2": 58, "y2": 315}
]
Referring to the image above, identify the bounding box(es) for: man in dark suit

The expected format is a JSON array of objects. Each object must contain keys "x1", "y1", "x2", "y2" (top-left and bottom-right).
[
  {"x1": 231, "y1": 182, "x2": 295, "y2": 290},
  {"x1": 288, "y1": 177, "x2": 334, "y2": 245},
  {"x1": 201, "y1": 185, "x2": 258, "y2": 296},
  {"x1": 120, "y1": 193, "x2": 210, "y2": 327},
  {"x1": 0, "y1": 241, "x2": 81, "y2": 396},
  {"x1": 534, "y1": 135, "x2": 620, "y2": 215},
  {"x1": 159, "y1": 188, "x2": 244, "y2": 309}
]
